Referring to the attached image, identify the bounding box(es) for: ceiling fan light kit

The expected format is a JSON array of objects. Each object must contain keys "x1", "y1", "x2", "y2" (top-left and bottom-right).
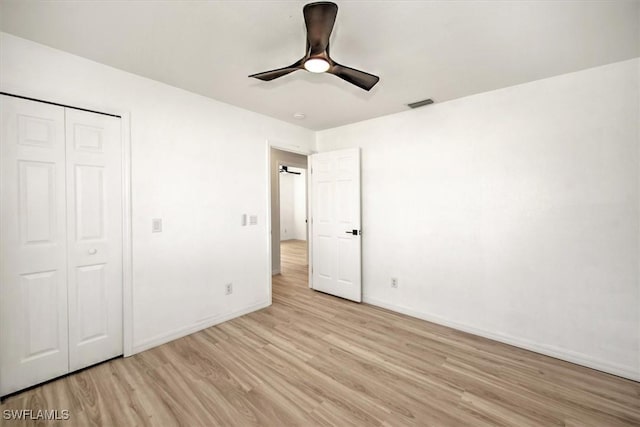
[
  {"x1": 304, "y1": 58, "x2": 331, "y2": 73},
  {"x1": 249, "y1": 1, "x2": 380, "y2": 91}
]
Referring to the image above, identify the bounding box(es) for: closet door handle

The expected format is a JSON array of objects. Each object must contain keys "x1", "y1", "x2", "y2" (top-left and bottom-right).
[{"x1": 88, "y1": 248, "x2": 97, "y2": 255}]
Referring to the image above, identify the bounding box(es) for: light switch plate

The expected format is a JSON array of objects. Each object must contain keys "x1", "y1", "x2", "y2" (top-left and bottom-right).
[
  {"x1": 249, "y1": 215, "x2": 258, "y2": 225},
  {"x1": 152, "y1": 218, "x2": 163, "y2": 233},
  {"x1": 241, "y1": 214, "x2": 247, "y2": 226}
]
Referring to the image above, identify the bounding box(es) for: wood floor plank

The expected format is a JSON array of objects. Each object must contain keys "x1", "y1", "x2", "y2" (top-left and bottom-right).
[{"x1": 1, "y1": 239, "x2": 639, "y2": 426}]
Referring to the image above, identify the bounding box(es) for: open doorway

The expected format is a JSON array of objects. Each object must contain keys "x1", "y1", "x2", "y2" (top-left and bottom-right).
[
  {"x1": 269, "y1": 148, "x2": 309, "y2": 289},
  {"x1": 278, "y1": 165, "x2": 307, "y2": 282}
]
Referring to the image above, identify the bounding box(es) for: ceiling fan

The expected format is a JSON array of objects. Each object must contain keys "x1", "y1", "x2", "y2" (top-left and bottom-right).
[
  {"x1": 249, "y1": 1, "x2": 380, "y2": 91},
  {"x1": 279, "y1": 165, "x2": 302, "y2": 175}
]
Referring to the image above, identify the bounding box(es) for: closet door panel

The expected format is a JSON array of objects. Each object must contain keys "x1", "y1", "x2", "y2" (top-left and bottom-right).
[
  {"x1": 65, "y1": 109, "x2": 123, "y2": 371},
  {"x1": 0, "y1": 96, "x2": 69, "y2": 396}
]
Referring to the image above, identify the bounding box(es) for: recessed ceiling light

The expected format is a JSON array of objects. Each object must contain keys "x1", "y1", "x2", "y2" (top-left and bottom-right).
[
  {"x1": 293, "y1": 112, "x2": 306, "y2": 119},
  {"x1": 304, "y1": 58, "x2": 330, "y2": 73}
]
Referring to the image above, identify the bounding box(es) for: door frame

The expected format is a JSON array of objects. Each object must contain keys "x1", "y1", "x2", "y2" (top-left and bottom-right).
[
  {"x1": 266, "y1": 140, "x2": 313, "y2": 304},
  {"x1": 0, "y1": 93, "x2": 134, "y2": 364},
  {"x1": 119, "y1": 112, "x2": 133, "y2": 357}
]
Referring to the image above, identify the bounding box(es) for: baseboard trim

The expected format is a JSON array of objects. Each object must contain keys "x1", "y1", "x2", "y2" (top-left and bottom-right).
[
  {"x1": 363, "y1": 296, "x2": 639, "y2": 382},
  {"x1": 272, "y1": 268, "x2": 281, "y2": 275},
  {"x1": 132, "y1": 300, "x2": 271, "y2": 354}
]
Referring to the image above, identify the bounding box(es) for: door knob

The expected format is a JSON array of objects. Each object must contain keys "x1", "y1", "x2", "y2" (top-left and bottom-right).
[
  {"x1": 88, "y1": 248, "x2": 97, "y2": 255},
  {"x1": 345, "y1": 230, "x2": 360, "y2": 235}
]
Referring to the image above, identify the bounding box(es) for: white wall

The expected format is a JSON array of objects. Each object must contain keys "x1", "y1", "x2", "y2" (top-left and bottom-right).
[
  {"x1": 279, "y1": 168, "x2": 306, "y2": 241},
  {"x1": 280, "y1": 174, "x2": 293, "y2": 240},
  {"x1": 316, "y1": 59, "x2": 640, "y2": 380},
  {"x1": 0, "y1": 33, "x2": 314, "y2": 353}
]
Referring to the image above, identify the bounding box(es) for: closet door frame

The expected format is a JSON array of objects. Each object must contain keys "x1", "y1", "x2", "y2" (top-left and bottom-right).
[
  {"x1": 67, "y1": 102, "x2": 134, "y2": 358},
  {"x1": 0, "y1": 93, "x2": 133, "y2": 397},
  {"x1": 119, "y1": 110, "x2": 133, "y2": 358},
  {"x1": 90, "y1": 104, "x2": 133, "y2": 359}
]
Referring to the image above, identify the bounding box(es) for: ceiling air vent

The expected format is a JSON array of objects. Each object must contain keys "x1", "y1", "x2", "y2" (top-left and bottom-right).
[{"x1": 407, "y1": 99, "x2": 434, "y2": 109}]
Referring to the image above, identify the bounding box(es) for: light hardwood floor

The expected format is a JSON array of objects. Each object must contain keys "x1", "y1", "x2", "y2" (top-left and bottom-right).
[{"x1": 1, "y1": 239, "x2": 639, "y2": 426}]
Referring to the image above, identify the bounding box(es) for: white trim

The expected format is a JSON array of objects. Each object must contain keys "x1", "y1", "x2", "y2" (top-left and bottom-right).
[
  {"x1": 307, "y1": 155, "x2": 313, "y2": 289},
  {"x1": 637, "y1": 57, "x2": 640, "y2": 382},
  {"x1": 120, "y1": 112, "x2": 133, "y2": 357},
  {"x1": 363, "y1": 296, "x2": 640, "y2": 381},
  {"x1": 269, "y1": 139, "x2": 313, "y2": 156},
  {"x1": 364, "y1": 296, "x2": 640, "y2": 381},
  {"x1": 306, "y1": 163, "x2": 312, "y2": 288},
  {"x1": 266, "y1": 141, "x2": 273, "y2": 305},
  {"x1": 132, "y1": 300, "x2": 270, "y2": 354}
]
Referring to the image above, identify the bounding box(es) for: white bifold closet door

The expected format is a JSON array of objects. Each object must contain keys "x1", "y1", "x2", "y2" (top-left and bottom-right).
[
  {"x1": 65, "y1": 108, "x2": 123, "y2": 372},
  {"x1": 0, "y1": 95, "x2": 123, "y2": 396},
  {"x1": 0, "y1": 97, "x2": 69, "y2": 396}
]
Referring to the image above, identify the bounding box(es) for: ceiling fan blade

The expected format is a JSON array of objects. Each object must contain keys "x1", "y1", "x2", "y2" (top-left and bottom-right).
[
  {"x1": 249, "y1": 59, "x2": 305, "y2": 81},
  {"x1": 303, "y1": 1, "x2": 338, "y2": 55},
  {"x1": 329, "y1": 63, "x2": 380, "y2": 91},
  {"x1": 249, "y1": 66, "x2": 300, "y2": 81}
]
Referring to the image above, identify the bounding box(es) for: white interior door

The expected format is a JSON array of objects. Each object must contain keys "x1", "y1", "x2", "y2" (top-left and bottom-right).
[
  {"x1": 310, "y1": 148, "x2": 362, "y2": 302},
  {"x1": 65, "y1": 108, "x2": 123, "y2": 372},
  {"x1": 0, "y1": 96, "x2": 69, "y2": 396}
]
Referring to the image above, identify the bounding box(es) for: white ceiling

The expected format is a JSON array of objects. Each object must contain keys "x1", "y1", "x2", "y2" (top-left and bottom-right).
[{"x1": 1, "y1": 0, "x2": 638, "y2": 130}]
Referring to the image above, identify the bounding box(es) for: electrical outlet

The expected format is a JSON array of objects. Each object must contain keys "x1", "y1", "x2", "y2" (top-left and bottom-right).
[
  {"x1": 391, "y1": 278, "x2": 398, "y2": 288},
  {"x1": 225, "y1": 283, "x2": 233, "y2": 295}
]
